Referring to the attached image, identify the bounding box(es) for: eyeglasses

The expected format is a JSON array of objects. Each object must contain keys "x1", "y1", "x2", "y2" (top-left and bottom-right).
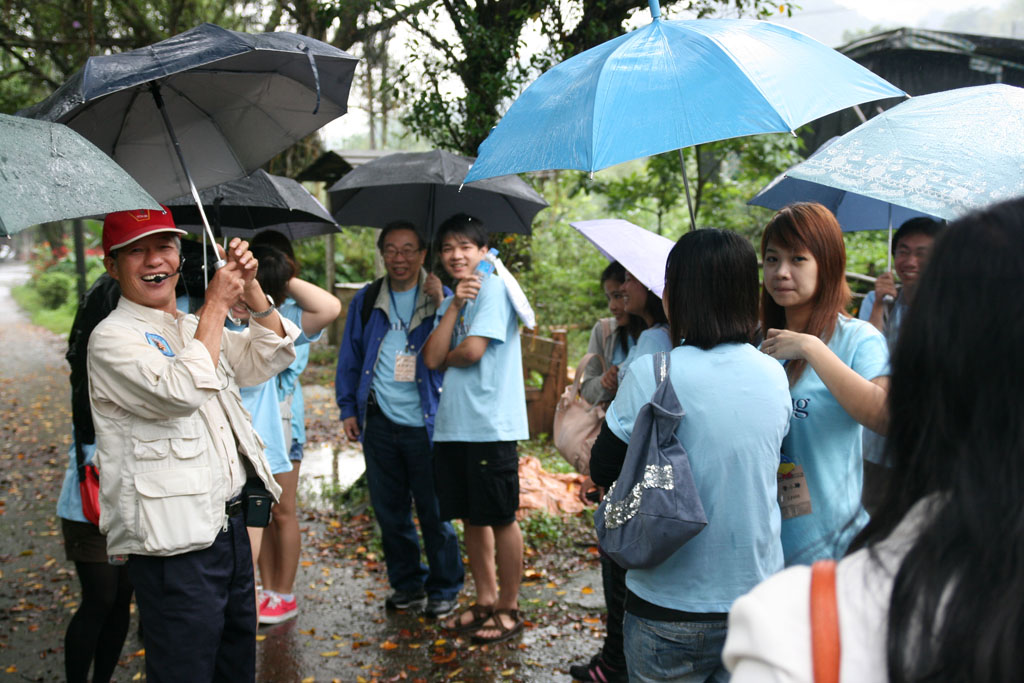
[{"x1": 381, "y1": 246, "x2": 422, "y2": 260}]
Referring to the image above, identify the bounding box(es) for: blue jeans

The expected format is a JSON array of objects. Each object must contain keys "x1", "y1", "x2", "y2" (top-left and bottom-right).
[
  {"x1": 362, "y1": 411, "x2": 464, "y2": 600},
  {"x1": 624, "y1": 612, "x2": 730, "y2": 683}
]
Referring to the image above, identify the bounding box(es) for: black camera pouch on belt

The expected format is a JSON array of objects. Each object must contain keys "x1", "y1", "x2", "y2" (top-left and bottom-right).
[{"x1": 242, "y1": 477, "x2": 273, "y2": 528}]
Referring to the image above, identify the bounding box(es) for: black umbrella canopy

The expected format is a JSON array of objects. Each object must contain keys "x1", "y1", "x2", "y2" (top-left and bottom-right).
[
  {"x1": 20, "y1": 24, "x2": 358, "y2": 203},
  {"x1": 328, "y1": 149, "x2": 549, "y2": 244},
  {"x1": 165, "y1": 169, "x2": 339, "y2": 240}
]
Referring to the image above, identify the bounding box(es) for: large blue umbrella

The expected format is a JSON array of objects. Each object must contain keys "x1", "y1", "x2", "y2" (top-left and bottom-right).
[
  {"x1": 777, "y1": 84, "x2": 1024, "y2": 222},
  {"x1": 463, "y1": 0, "x2": 904, "y2": 228}
]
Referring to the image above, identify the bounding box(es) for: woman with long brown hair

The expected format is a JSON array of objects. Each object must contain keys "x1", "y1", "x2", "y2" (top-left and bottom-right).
[{"x1": 759, "y1": 203, "x2": 889, "y2": 565}]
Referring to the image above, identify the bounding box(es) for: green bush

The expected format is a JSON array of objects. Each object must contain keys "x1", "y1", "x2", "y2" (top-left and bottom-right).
[{"x1": 36, "y1": 271, "x2": 76, "y2": 309}]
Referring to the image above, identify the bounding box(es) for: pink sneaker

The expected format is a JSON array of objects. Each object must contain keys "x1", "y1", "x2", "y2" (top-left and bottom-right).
[{"x1": 258, "y1": 593, "x2": 297, "y2": 624}]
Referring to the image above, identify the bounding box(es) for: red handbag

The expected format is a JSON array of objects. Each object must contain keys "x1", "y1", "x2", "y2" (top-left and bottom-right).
[{"x1": 75, "y1": 442, "x2": 101, "y2": 526}]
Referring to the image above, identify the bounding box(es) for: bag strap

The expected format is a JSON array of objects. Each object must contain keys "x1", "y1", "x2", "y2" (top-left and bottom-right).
[
  {"x1": 360, "y1": 277, "x2": 385, "y2": 327},
  {"x1": 810, "y1": 560, "x2": 840, "y2": 683},
  {"x1": 652, "y1": 350, "x2": 670, "y2": 385},
  {"x1": 572, "y1": 352, "x2": 609, "y2": 396},
  {"x1": 74, "y1": 439, "x2": 88, "y2": 484}
]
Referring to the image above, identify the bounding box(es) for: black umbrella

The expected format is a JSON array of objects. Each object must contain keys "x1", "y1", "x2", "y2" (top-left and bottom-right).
[
  {"x1": 21, "y1": 23, "x2": 357, "y2": 271},
  {"x1": 166, "y1": 170, "x2": 339, "y2": 240},
  {"x1": 328, "y1": 150, "x2": 548, "y2": 245}
]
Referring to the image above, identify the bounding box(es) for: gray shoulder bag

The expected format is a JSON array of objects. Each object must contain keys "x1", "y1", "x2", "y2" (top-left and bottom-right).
[{"x1": 594, "y1": 351, "x2": 708, "y2": 570}]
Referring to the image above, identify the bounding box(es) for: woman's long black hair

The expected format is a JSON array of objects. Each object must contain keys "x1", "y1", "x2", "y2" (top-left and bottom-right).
[{"x1": 849, "y1": 196, "x2": 1024, "y2": 682}]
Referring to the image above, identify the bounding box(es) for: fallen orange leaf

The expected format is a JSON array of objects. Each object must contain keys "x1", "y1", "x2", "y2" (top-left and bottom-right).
[
  {"x1": 380, "y1": 641, "x2": 399, "y2": 650},
  {"x1": 431, "y1": 651, "x2": 457, "y2": 664},
  {"x1": 581, "y1": 586, "x2": 594, "y2": 594}
]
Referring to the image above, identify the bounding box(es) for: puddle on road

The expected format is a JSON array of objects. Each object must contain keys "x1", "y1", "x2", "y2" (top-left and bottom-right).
[{"x1": 297, "y1": 441, "x2": 366, "y2": 510}]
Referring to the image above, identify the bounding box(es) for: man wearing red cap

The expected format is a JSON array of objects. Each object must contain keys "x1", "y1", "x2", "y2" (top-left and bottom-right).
[{"x1": 87, "y1": 206, "x2": 299, "y2": 681}]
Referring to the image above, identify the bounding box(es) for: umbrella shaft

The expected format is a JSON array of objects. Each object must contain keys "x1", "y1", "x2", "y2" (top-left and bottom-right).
[
  {"x1": 679, "y1": 149, "x2": 697, "y2": 231},
  {"x1": 149, "y1": 83, "x2": 226, "y2": 274}
]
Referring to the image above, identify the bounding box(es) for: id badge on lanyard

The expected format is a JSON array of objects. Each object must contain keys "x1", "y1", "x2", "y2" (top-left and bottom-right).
[
  {"x1": 394, "y1": 351, "x2": 416, "y2": 382},
  {"x1": 391, "y1": 285, "x2": 418, "y2": 383},
  {"x1": 778, "y1": 455, "x2": 812, "y2": 519}
]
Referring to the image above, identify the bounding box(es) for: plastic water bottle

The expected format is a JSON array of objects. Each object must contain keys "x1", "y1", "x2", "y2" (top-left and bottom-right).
[{"x1": 474, "y1": 248, "x2": 499, "y2": 281}]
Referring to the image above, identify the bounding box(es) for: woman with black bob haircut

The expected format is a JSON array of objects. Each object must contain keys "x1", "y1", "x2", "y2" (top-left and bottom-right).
[
  {"x1": 591, "y1": 229, "x2": 791, "y2": 682},
  {"x1": 725, "y1": 196, "x2": 1024, "y2": 682}
]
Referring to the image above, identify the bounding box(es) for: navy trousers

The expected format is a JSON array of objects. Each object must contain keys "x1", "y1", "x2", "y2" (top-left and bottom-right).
[
  {"x1": 362, "y1": 410, "x2": 464, "y2": 600},
  {"x1": 127, "y1": 511, "x2": 255, "y2": 682}
]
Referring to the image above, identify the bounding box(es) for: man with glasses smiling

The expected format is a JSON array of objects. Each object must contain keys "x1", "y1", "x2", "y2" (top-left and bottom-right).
[
  {"x1": 858, "y1": 216, "x2": 945, "y2": 514},
  {"x1": 859, "y1": 217, "x2": 945, "y2": 345},
  {"x1": 335, "y1": 221, "x2": 464, "y2": 619}
]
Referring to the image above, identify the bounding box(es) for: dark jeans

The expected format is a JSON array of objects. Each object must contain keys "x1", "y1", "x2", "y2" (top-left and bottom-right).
[
  {"x1": 624, "y1": 612, "x2": 730, "y2": 682},
  {"x1": 363, "y1": 411, "x2": 464, "y2": 600},
  {"x1": 600, "y1": 551, "x2": 629, "y2": 671},
  {"x1": 127, "y1": 511, "x2": 255, "y2": 682}
]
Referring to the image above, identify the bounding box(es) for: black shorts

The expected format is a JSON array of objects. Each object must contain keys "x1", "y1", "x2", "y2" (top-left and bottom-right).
[
  {"x1": 433, "y1": 441, "x2": 519, "y2": 526},
  {"x1": 61, "y1": 517, "x2": 108, "y2": 563}
]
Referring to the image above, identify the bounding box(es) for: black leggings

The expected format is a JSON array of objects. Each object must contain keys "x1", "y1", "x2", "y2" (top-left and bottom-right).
[{"x1": 65, "y1": 561, "x2": 133, "y2": 683}]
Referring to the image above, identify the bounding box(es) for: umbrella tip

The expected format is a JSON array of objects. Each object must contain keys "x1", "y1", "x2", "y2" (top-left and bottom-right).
[{"x1": 648, "y1": 0, "x2": 661, "y2": 20}]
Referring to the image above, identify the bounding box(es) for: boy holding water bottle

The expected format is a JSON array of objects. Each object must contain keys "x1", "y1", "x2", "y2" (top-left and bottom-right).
[{"x1": 423, "y1": 214, "x2": 528, "y2": 644}]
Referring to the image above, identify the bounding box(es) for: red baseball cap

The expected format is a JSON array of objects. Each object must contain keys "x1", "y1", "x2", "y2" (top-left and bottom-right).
[{"x1": 102, "y1": 206, "x2": 186, "y2": 256}]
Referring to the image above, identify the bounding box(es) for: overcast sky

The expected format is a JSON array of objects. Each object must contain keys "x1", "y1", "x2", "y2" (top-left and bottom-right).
[{"x1": 767, "y1": 0, "x2": 1007, "y2": 46}]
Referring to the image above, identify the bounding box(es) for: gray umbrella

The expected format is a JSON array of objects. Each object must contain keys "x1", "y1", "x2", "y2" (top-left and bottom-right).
[
  {"x1": 0, "y1": 113, "x2": 160, "y2": 236},
  {"x1": 21, "y1": 23, "x2": 357, "y2": 271},
  {"x1": 328, "y1": 150, "x2": 548, "y2": 244},
  {"x1": 166, "y1": 170, "x2": 338, "y2": 240}
]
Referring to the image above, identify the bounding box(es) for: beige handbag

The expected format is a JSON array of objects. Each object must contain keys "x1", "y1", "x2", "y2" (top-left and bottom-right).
[{"x1": 553, "y1": 352, "x2": 608, "y2": 475}]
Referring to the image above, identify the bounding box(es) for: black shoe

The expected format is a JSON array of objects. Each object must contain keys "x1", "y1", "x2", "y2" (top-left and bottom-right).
[
  {"x1": 385, "y1": 589, "x2": 427, "y2": 611},
  {"x1": 424, "y1": 597, "x2": 459, "y2": 619},
  {"x1": 569, "y1": 653, "x2": 627, "y2": 683}
]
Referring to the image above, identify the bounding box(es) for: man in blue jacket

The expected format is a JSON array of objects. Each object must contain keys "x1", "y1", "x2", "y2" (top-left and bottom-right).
[{"x1": 336, "y1": 222, "x2": 464, "y2": 618}]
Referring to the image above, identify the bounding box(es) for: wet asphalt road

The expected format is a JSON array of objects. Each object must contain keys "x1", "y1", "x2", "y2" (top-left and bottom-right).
[{"x1": 0, "y1": 260, "x2": 605, "y2": 681}]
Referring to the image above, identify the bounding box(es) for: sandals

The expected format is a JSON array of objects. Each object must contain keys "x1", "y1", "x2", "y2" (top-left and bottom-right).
[
  {"x1": 441, "y1": 603, "x2": 493, "y2": 633},
  {"x1": 470, "y1": 608, "x2": 525, "y2": 644}
]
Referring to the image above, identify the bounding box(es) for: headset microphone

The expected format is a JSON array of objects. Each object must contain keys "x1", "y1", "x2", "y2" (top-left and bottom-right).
[{"x1": 149, "y1": 257, "x2": 185, "y2": 284}]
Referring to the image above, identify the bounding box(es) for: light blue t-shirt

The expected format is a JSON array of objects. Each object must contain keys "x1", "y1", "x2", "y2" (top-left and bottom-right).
[
  {"x1": 858, "y1": 292, "x2": 905, "y2": 467},
  {"x1": 372, "y1": 287, "x2": 425, "y2": 428},
  {"x1": 277, "y1": 298, "x2": 319, "y2": 445},
  {"x1": 778, "y1": 314, "x2": 889, "y2": 565},
  {"x1": 610, "y1": 334, "x2": 633, "y2": 366},
  {"x1": 229, "y1": 306, "x2": 316, "y2": 476},
  {"x1": 238, "y1": 380, "x2": 292, "y2": 475},
  {"x1": 858, "y1": 290, "x2": 906, "y2": 346},
  {"x1": 619, "y1": 323, "x2": 671, "y2": 383},
  {"x1": 606, "y1": 344, "x2": 792, "y2": 612},
  {"x1": 433, "y1": 274, "x2": 528, "y2": 442}
]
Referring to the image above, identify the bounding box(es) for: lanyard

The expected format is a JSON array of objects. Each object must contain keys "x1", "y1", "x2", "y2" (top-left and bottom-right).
[{"x1": 388, "y1": 284, "x2": 419, "y2": 337}]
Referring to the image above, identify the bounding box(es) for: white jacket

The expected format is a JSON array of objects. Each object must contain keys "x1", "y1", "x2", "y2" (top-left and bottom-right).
[
  {"x1": 88, "y1": 297, "x2": 298, "y2": 557},
  {"x1": 723, "y1": 497, "x2": 937, "y2": 682}
]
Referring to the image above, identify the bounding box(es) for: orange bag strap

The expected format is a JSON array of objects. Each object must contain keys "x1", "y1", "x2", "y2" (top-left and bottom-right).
[{"x1": 810, "y1": 560, "x2": 840, "y2": 683}]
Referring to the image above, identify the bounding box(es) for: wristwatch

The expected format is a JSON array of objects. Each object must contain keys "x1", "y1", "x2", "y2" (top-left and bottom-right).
[{"x1": 244, "y1": 294, "x2": 276, "y2": 319}]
